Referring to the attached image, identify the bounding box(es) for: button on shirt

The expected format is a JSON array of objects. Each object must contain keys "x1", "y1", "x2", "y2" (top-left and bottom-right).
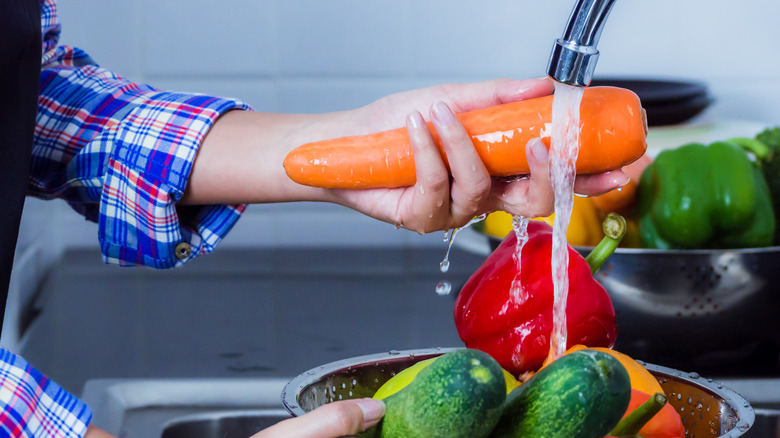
[{"x1": 0, "y1": 0, "x2": 252, "y2": 436}]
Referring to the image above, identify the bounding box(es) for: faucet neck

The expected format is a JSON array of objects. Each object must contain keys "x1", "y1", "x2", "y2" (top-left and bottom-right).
[{"x1": 547, "y1": 0, "x2": 617, "y2": 87}]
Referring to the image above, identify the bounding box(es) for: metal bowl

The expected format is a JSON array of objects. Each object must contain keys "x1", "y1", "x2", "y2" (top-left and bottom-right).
[
  {"x1": 582, "y1": 246, "x2": 780, "y2": 371},
  {"x1": 282, "y1": 348, "x2": 755, "y2": 438}
]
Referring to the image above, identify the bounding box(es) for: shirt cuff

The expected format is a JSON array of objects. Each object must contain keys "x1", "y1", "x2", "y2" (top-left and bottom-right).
[
  {"x1": 0, "y1": 349, "x2": 91, "y2": 437},
  {"x1": 99, "y1": 92, "x2": 249, "y2": 268}
]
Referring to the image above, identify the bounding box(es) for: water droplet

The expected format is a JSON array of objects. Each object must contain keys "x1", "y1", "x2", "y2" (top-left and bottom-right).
[
  {"x1": 435, "y1": 281, "x2": 452, "y2": 296},
  {"x1": 388, "y1": 350, "x2": 400, "y2": 355},
  {"x1": 688, "y1": 372, "x2": 700, "y2": 379},
  {"x1": 394, "y1": 223, "x2": 402, "y2": 230},
  {"x1": 419, "y1": 185, "x2": 425, "y2": 194},
  {"x1": 616, "y1": 186, "x2": 623, "y2": 192},
  {"x1": 440, "y1": 259, "x2": 450, "y2": 273}
]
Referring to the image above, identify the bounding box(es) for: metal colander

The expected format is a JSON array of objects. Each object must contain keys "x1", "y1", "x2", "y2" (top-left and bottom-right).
[
  {"x1": 282, "y1": 348, "x2": 755, "y2": 438},
  {"x1": 587, "y1": 246, "x2": 780, "y2": 370}
]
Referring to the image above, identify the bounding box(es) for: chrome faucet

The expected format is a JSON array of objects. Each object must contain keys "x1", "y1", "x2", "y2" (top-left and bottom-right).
[{"x1": 546, "y1": 0, "x2": 617, "y2": 87}]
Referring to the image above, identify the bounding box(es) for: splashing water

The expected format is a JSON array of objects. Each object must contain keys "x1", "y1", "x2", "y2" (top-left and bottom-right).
[
  {"x1": 509, "y1": 215, "x2": 530, "y2": 304},
  {"x1": 547, "y1": 82, "x2": 584, "y2": 362},
  {"x1": 436, "y1": 213, "x2": 488, "y2": 295}
]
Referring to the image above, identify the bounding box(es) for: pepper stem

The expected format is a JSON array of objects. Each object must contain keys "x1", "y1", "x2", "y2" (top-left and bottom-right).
[
  {"x1": 727, "y1": 137, "x2": 773, "y2": 163},
  {"x1": 585, "y1": 213, "x2": 626, "y2": 275},
  {"x1": 609, "y1": 392, "x2": 668, "y2": 437}
]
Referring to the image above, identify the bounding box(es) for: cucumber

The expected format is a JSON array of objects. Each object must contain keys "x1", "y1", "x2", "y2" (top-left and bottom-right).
[
  {"x1": 373, "y1": 349, "x2": 506, "y2": 438},
  {"x1": 374, "y1": 356, "x2": 520, "y2": 400},
  {"x1": 490, "y1": 349, "x2": 631, "y2": 438}
]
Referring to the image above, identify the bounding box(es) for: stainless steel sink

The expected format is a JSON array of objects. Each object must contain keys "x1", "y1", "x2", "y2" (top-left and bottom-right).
[
  {"x1": 81, "y1": 378, "x2": 291, "y2": 438},
  {"x1": 748, "y1": 408, "x2": 780, "y2": 437},
  {"x1": 161, "y1": 411, "x2": 289, "y2": 438}
]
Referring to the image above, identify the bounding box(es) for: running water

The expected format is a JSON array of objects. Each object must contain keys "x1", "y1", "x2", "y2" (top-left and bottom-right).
[
  {"x1": 547, "y1": 81, "x2": 584, "y2": 362},
  {"x1": 436, "y1": 213, "x2": 488, "y2": 295},
  {"x1": 509, "y1": 215, "x2": 530, "y2": 304}
]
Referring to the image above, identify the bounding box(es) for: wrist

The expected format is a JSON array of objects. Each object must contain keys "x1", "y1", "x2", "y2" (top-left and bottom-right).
[{"x1": 182, "y1": 109, "x2": 356, "y2": 205}]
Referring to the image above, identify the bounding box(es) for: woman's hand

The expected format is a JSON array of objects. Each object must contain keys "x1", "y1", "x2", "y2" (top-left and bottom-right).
[{"x1": 251, "y1": 398, "x2": 385, "y2": 438}]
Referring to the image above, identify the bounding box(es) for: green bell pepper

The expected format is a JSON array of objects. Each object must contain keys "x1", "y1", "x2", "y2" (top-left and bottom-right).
[{"x1": 638, "y1": 140, "x2": 775, "y2": 249}]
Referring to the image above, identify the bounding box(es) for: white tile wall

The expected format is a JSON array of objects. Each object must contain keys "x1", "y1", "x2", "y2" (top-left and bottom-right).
[{"x1": 38, "y1": 0, "x2": 780, "y2": 252}]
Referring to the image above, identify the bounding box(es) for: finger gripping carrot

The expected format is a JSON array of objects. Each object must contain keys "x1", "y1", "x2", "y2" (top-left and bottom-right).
[{"x1": 284, "y1": 86, "x2": 647, "y2": 189}]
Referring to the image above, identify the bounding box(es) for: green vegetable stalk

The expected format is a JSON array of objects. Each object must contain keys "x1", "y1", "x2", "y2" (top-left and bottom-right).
[{"x1": 585, "y1": 212, "x2": 627, "y2": 274}]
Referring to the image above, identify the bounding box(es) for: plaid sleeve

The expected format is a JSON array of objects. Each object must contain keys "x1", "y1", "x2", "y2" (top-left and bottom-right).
[
  {"x1": 0, "y1": 349, "x2": 91, "y2": 438},
  {"x1": 33, "y1": 63, "x2": 251, "y2": 268}
]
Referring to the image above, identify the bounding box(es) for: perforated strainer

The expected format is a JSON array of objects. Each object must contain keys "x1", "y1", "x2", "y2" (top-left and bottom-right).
[
  {"x1": 282, "y1": 348, "x2": 755, "y2": 438},
  {"x1": 589, "y1": 246, "x2": 780, "y2": 370}
]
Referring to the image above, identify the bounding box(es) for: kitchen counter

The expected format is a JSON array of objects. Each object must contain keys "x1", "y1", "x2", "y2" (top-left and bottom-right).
[{"x1": 19, "y1": 246, "x2": 485, "y2": 397}]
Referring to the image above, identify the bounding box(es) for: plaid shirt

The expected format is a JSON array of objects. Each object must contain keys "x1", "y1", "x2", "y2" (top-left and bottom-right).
[
  {"x1": 34, "y1": 0, "x2": 250, "y2": 269},
  {"x1": 1, "y1": 1, "x2": 252, "y2": 436}
]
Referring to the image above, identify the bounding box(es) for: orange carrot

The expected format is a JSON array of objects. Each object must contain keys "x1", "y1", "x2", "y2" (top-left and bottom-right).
[{"x1": 284, "y1": 86, "x2": 647, "y2": 189}]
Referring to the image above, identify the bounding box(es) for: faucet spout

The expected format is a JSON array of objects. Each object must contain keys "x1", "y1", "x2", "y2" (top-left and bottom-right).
[{"x1": 547, "y1": 0, "x2": 617, "y2": 87}]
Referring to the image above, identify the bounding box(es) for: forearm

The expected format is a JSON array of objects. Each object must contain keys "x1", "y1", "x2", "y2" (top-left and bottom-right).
[{"x1": 181, "y1": 110, "x2": 352, "y2": 205}]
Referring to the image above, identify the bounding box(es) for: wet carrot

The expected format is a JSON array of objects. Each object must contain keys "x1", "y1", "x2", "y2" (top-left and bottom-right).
[{"x1": 284, "y1": 86, "x2": 647, "y2": 189}]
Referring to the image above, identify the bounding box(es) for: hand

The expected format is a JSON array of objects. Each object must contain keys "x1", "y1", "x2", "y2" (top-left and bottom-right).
[
  {"x1": 330, "y1": 78, "x2": 629, "y2": 233},
  {"x1": 251, "y1": 398, "x2": 385, "y2": 438}
]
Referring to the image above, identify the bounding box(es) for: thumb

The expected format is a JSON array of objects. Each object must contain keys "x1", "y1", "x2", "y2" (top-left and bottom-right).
[
  {"x1": 252, "y1": 398, "x2": 386, "y2": 438},
  {"x1": 524, "y1": 137, "x2": 554, "y2": 217}
]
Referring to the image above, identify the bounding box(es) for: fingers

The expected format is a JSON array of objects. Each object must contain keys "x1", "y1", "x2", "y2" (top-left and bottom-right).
[
  {"x1": 252, "y1": 398, "x2": 385, "y2": 438},
  {"x1": 489, "y1": 138, "x2": 555, "y2": 218},
  {"x1": 403, "y1": 110, "x2": 451, "y2": 232},
  {"x1": 430, "y1": 101, "x2": 492, "y2": 227},
  {"x1": 573, "y1": 170, "x2": 630, "y2": 197}
]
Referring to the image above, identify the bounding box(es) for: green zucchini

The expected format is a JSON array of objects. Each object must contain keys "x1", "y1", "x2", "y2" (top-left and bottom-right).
[
  {"x1": 372, "y1": 348, "x2": 506, "y2": 438},
  {"x1": 490, "y1": 349, "x2": 631, "y2": 438}
]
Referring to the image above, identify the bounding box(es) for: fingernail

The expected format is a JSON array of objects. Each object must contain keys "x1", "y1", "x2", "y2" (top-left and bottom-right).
[
  {"x1": 530, "y1": 138, "x2": 549, "y2": 163},
  {"x1": 407, "y1": 110, "x2": 425, "y2": 129},
  {"x1": 607, "y1": 171, "x2": 630, "y2": 187},
  {"x1": 431, "y1": 100, "x2": 456, "y2": 125},
  {"x1": 356, "y1": 398, "x2": 386, "y2": 426}
]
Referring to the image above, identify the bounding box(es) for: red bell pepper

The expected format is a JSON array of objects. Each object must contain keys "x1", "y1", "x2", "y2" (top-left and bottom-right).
[{"x1": 454, "y1": 216, "x2": 623, "y2": 376}]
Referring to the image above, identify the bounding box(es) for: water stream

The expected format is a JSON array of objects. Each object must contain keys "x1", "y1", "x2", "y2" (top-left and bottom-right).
[{"x1": 547, "y1": 81, "x2": 584, "y2": 362}]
